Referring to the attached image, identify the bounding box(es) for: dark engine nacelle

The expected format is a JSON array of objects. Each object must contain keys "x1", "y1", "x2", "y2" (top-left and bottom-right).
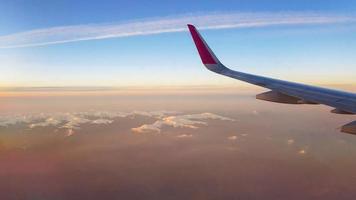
[
  {"x1": 331, "y1": 108, "x2": 354, "y2": 115},
  {"x1": 256, "y1": 90, "x2": 316, "y2": 104}
]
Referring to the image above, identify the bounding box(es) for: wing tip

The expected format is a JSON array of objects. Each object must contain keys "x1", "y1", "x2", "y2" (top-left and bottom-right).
[
  {"x1": 187, "y1": 24, "x2": 195, "y2": 28},
  {"x1": 187, "y1": 24, "x2": 229, "y2": 73},
  {"x1": 187, "y1": 24, "x2": 218, "y2": 65}
]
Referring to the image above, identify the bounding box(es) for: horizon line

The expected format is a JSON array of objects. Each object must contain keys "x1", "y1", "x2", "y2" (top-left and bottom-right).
[{"x1": 0, "y1": 84, "x2": 354, "y2": 92}]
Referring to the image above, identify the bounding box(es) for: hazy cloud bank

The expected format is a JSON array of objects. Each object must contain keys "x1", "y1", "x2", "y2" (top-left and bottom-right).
[{"x1": 0, "y1": 12, "x2": 354, "y2": 48}]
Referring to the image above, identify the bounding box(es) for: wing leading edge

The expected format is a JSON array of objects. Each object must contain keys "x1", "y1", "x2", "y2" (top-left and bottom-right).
[{"x1": 187, "y1": 24, "x2": 356, "y2": 135}]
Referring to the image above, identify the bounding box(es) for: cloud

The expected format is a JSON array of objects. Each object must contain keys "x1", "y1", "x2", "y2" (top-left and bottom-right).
[
  {"x1": 131, "y1": 123, "x2": 162, "y2": 134},
  {"x1": 91, "y1": 119, "x2": 113, "y2": 125},
  {"x1": 228, "y1": 135, "x2": 238, "y2": 140},
  {"x1": 176, "y1": 134, "x2": 193, "y2": 138},
  {"x1": 131, "y1": 110, "x2": 179, "y2": 118},
  {"x1": 66, "y1": 129, "x2": 74, "y2": 137},
  {"x1": 0, "y1": 110, "x2": 177, "y2": 136},
  {"x1": 0, "y1": 111, "x2": 233, "y2": 136},
  {"x1": 131, "y1": 112, "x2": 234, "y2": 133},
  {"x1": 59, "y1": 115, "x2": 91, "y2": 131},
  {"x1": 29, "y1": 117, "x2": 63, "y2": 128},
  {"x1": 298, "y1": 146, "x2": 309, "y2": 155},
  {"x1": 287, "y1": 139, "x2": 295, "y2": 145},
  {"x1": 298, "y1": 149, "x2": 307, "y2": 155},
  {"x1": 0, "y1": 12, "x2": 354, "y2": 48}
]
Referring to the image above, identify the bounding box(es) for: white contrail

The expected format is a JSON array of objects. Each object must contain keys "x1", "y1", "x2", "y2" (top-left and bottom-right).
[{"x1": 0, "y1": 12, "x2": 354, "y2": 48}]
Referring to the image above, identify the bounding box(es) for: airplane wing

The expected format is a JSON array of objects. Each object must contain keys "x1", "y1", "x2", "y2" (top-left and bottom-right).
[{"x1": 187, "y1": 24, "x2": 356, "y2": 135}]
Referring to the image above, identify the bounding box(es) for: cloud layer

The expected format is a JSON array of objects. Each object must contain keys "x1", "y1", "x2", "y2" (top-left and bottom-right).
[
  {"x1": 0, "y1": 12, "x2": 354, "y2": 48},
  {"x1": 131, "y1": 112, "x2": 234, "y2": 133},
  {"x1": 0, "y1": 111, "x2": 234, "y2": 136}
]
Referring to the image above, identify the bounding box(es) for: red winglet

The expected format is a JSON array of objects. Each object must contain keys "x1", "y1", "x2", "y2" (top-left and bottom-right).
[{"x1": 187, "y1": 24, "x2": 217, "y2": 64}]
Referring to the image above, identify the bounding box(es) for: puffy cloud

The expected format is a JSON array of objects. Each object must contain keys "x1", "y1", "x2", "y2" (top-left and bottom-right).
[
  {"x1": 131, "y1": 123, "x2": 162, "y2": 134},
  {"x1": 81, "y1": 111, "x2": 130, "y2": 119},
  {"x1": 0, "y1": 111, "x2": 235, "y2": 136},
  {"x1": 60, "y1": 115, "x2": 91, "y2": 130},
  {"x1": 131, "y1": 110, "x2": 179, "y2": 118},
  {"x1": 228, "y1": 136, "x2": 238, "y2": 140},
  {"x1": 176, "y1": 134, "x2": 193, "y2": 138},
  {"x1": 0, "y1": 114, "x2": 46, "y2": 127},
  {"x1": 131, "y1": 112, "x2": 234, "y2": 133},
  {"x1": 298, "y1": 149, "x2": 306, "y2": 155},
  {"x1": 29, "y1": 117, "x2": 62, "y2": 128},
  {"x1": 0, "y1": 111, "x2": 176, "y2": 136},
  {"x1": 91, "y1": 119, "x2": 113, "y2": 125}
]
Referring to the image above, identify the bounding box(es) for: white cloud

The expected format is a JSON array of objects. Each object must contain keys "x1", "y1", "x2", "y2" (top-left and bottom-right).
[
  {"x1": 0, "y1": 111, "x2": 233, "y2": 136},
  {"x1": 131, "y1": 112, "x2": 234, "y2": 133},
  {"x1": 60, "y1": 115, "x2": 91, "y2": 130},
  {"x1": 176, "y1": 134, "x2": 193, "y2": 138},
  {"x1": 29, "y1": 117, "x2": 62, "y2": 128},
  {"x1": 0, "y1": 113, "x2": 47, "y2": 127},
  {"x1": 0, "y1": 110, "x2": 177, "y2": 136},
  {"x1": 82, "y1": 111, "x2": 130, "y2": 119},
  {"x1": 0, "y1": 12, "x2": 354, "y2": 48},
  {"x1": 91, "y1": 119, "x2": 113, "y2": 125},
  {"x1": 131, "y1": 123, "x2": 162, "y2": 134}
]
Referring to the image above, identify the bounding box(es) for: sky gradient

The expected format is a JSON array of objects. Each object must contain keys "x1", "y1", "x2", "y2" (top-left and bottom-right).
[
  {"x1": 1, "y1": 2, "x2": 356, "y2": 199},
  {"x1": 0, "y1": 0, "x2": 356, "y2": 89}
]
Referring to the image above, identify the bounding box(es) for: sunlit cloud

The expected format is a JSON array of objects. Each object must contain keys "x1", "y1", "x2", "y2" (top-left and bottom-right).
[
  {"x1": 0, "y1": 110, "x2": 176, "y2": 136},
  {"x1": 287, "y1": 139, "x2": 295, "y2": 145},
  {"x1": 0, "y1": 12, "x2": 354, "y2": 48},
  {"x1": 228, "y1": 135, "x2": 238, "y2": 140},
  {"x1": 0, "y1": 111, "x2": 234, "y2": 136},
  {"x1": 298, "y1": 149, "x2": 307, "y2": 155},
  {"x1": 176, "y1": 134, "x2": 193, "y2": 138},
  {"x1": 91, "y1": 119, "x2": 113, "y2": 125},
  {"x1": 131, "y1": 123, "x2": 162, "y2": 134},
  {"x1": 0, "y1": 114, "x2": 46, "y2": 127},
  {"x1": 131, "y1": 112, "x2": 234, "y2": 133},
  {"x1": 59, "y1": 115, "x2": 91, "y2": 131},
  {"x1": 66, "y1": 129, "x2": 74, "y2": 137},
  {"x1": 29, "y1": 117, "x2": 62, "y2": 128}
]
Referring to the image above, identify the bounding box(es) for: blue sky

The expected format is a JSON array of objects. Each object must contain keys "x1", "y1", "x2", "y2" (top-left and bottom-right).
[{"x1": 0, "y1": 0, "x2": 356, "y2": 87}]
